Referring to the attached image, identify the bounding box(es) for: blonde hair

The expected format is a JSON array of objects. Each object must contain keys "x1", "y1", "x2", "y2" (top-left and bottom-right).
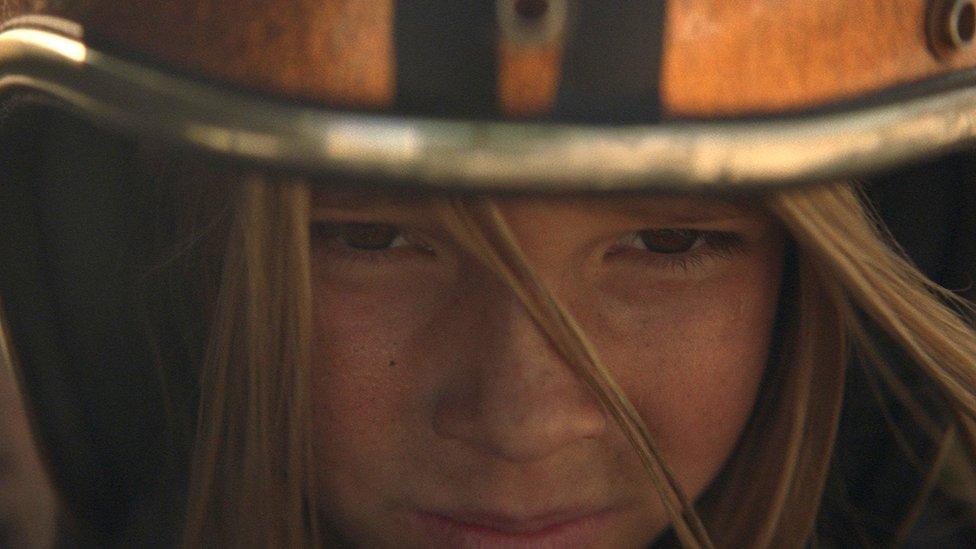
[
  {"x1": 181, "y1": 177, "x2": 317, "y2": 547},
  {"x1": 178, "y1": 179, "x2": 976, "y2": 548}
]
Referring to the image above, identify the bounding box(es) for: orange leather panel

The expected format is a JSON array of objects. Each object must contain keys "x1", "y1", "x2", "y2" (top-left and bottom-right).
[
  {"x1": 2, "y1": 0, "x2": 395, "y2": 108},
  {"x1": 661, "y1": 0, "x2": 976, "y2": 117},
  {"x1": 6, "y1": 2, "x2": 976, "y2": 117},
  {"x1": 497, "y1": 39, "x2": 564, "y2": 118}
]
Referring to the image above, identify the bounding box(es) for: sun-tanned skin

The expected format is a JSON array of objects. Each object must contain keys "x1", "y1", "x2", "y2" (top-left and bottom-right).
[{"x1": 309, "y1": 195, "x2": 785, "y2": 548}]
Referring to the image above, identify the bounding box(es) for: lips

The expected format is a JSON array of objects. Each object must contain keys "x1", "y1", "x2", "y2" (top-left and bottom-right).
[{"x1": 413, "y1": 506, "x2": 615, "y2": 548}]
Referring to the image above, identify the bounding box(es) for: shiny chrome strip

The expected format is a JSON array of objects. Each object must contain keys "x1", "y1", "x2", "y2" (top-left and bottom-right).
[{"x1": 3, "y1": 27, "x2": 976, "y2": 192}]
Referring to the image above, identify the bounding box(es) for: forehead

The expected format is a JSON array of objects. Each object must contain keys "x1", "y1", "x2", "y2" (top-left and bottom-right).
[{"x1": 312, "y1": 189, "x2": 760, "y2": 223}]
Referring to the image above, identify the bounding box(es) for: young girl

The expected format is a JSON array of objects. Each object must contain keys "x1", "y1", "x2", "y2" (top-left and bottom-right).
[
  {"x1": 163, "y1": 171, "x2": 975, "y2": 548},
  {"x1": 1, "y1": 2, "x2": 976, "y2": 547}
]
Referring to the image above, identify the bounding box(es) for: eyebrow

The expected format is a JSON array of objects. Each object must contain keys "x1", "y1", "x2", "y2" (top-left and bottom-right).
[
  {"x1": 600, "y1": 196, "x2": 756, "y2": 224},
  {"x1": 311, "y1": 189, "x2": 431, "y2": 213},
  {"x1": 311, "y1": 190, "x2": 758, "y2": 226}
]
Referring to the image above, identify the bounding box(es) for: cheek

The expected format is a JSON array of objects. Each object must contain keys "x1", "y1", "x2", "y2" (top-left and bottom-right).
[
  {"x1": 308, "y1": 265, "x2": 473, "y2": 515},
  {"x1": 307, "y1": 277, "x2": 444, "y2": 543},
  {"x1": 588, "y1": 257, "x2": 782, "y2": 490},
  {"x1": 310, "y1": 300, "x2": 403, "y2": 439},
  {"x1": 309, "y1": 274, "x2": 440, "y2": 444}
]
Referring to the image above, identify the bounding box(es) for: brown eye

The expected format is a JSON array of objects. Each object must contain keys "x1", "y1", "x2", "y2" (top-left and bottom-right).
[
  {"x1": 636, "y1": 229, "x2": 701, "y2": 253},
  {"x1": 317, "y1": 223, "x2": 404, "y2": 250}
]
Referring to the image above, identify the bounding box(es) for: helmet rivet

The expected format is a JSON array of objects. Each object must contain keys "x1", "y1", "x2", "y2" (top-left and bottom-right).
[
  {"x1": 514, "y1": 0, "x2": 549, "y2": 21},
  {"x1": 948, "y1": 0, "x2": 976, "y2": 48},
  {"x1": 498, "y1": 0, "x2": 567, "y2": 45},
  {"x1": 515, "y1": 0, "x2": 549, "y2": 21},
  {"x1": 927, "y1": 0, "x2": 976, "y2": 58}
]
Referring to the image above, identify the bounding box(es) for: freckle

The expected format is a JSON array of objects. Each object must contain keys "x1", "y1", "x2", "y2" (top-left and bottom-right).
[{"x1": 388, "y1": 360, "x2": 397, "y2": 368}]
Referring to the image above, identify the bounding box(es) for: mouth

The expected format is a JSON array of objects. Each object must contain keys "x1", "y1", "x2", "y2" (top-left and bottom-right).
[{"x1": 412, "y1": 506, "x2": 615, "y2": 548}]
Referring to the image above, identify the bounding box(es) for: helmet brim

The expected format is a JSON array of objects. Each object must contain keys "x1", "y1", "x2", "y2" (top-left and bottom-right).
[{"x1": 6, "y1": 26, "x2": 976, "y2": 193}]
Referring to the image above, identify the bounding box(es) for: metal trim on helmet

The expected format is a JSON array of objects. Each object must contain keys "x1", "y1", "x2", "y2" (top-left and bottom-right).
[{"x1": 3, "y1": 26, "x2": 976, "y2": 192}]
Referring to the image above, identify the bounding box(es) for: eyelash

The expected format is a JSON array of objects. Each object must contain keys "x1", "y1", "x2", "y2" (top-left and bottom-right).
[
  {"x1": 311, "y1": 222, "x2": 432, "y2": 265},
  {"x1": 607, "y1": 230, "x2": 745, "y2": 274},
  {"x1": 312, "y1": 223, "x2": 744, "y2": 273}
]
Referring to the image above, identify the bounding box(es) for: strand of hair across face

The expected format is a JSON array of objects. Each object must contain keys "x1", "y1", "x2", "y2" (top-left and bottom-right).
[{"x1": 434, "y1": 196, "x2": 715, "y2": 549}]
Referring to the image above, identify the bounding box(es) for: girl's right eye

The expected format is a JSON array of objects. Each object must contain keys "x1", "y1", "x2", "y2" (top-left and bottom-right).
[
  {"x1": 634, "y1": 229, "x2": 702, "y2": 254},
  {"x1": 316, "y1": 223, "x2": 409, "y2": 251}
]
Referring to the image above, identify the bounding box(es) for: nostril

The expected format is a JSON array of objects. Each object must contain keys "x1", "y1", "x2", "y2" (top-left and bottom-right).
[{"x1": 431, "y1": 379, "x2": 607, "y2": 463}]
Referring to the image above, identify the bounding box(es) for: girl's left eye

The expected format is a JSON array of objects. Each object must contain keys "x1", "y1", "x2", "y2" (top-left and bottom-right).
[
  {"x1": 316, "y1": 223, "x2": 409, "y2": 251},
  {"x1": 312, "y1": 223, "x2": 437, "y2": 266},
  {"x1": 608, "y1": 228, "x2": 744, "y2": 272},
  {"x1": 631, "y1": 229, "x2": 704, "y2": 254}
]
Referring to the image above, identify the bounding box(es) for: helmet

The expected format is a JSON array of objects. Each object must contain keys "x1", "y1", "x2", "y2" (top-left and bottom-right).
[
  {"x1": 1, "y1": 1, "x2": 975, "y2": 546},
  {"x1": 4, "y1": 1, "x2": 976, "y2": 189}
]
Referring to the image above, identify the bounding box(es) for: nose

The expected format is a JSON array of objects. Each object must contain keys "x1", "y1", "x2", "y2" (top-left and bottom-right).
[{"x1": 432, "y1": 280, "x2": 607, "y2": 463}]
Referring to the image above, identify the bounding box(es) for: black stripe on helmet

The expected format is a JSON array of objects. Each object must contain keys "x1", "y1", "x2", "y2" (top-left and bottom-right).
[
  {"x1": 554, "y1": 1, "x2": 667, "y2": 123},
  {"x1": 394, "y1": 1, "x2": 498, "y2": 117}
]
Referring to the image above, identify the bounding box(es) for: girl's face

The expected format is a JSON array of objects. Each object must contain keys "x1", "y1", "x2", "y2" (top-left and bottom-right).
[{"x1": 310, "y1": 193, "x2": 785, "y2": 548}]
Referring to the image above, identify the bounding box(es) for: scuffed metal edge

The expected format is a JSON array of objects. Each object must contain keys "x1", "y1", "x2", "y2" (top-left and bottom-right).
[{"x1": 2, "y1": 27, "x2": 976, "y2": 192}]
